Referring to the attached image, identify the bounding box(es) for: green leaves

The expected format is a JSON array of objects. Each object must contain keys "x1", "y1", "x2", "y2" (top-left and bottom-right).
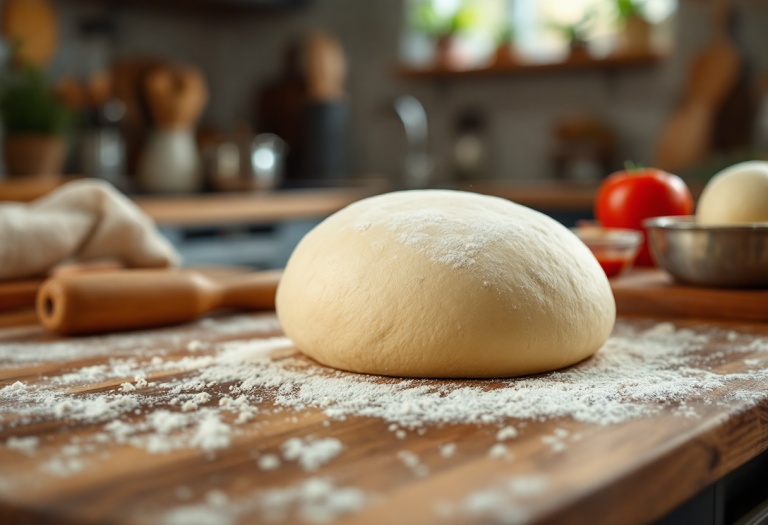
[
  {"x1": 615, "y1": 0, "x2": 646, "y2": 23},
  {"x1": 0, "y1": 65, "x2": 73, "y2": 137},
  {"x1": 409, "y1": 1, "x2": 479, "y2": 38}
]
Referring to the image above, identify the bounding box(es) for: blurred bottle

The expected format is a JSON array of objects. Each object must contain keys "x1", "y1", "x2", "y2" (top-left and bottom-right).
[
  {"x1": 137, "y1": 65, "x2": 208, "y2": 193},
  {"x1": 452, "y1": 110, "x2": 487, "y2": 181},
  {"x1": 394, "y1": 95, "x2": 432, "y2": 187},
  {"x1": 81, "y1": 78, "x2": 127, "y2": 189}
]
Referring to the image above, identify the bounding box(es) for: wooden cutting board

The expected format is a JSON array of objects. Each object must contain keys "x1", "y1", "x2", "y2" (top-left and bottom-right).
[{"x1": 611, "y1": 270, "x2": 768, "y2": 322}]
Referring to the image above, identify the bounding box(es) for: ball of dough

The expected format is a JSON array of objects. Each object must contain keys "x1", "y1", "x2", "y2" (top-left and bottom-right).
[
  {"x1": 276, "y1": 190, "x2": 615, "y2": 378},
  {"x1": 697, "y1": 161, "x2": 768, "y2": 225}
]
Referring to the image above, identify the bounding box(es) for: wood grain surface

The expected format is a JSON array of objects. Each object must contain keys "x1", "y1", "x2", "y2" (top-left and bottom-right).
[
  {"x1": 612, "y1": 270, "x2": 768, "y2": 322},
  {"x1": 1, "y1": 313, "x2": 768, "y2": 525}
]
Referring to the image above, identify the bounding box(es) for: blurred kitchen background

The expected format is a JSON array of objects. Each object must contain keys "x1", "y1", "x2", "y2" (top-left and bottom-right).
[{"x1": 1, "y1": 0, "x2": 767, "y2": 268}]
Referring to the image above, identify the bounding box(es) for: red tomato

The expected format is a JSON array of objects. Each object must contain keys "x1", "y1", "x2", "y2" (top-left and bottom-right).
[{"x1": 595, "y1": 168, "x2": 693, "y2": 266}]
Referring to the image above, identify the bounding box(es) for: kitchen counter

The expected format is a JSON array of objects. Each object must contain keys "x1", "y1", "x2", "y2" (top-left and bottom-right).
[
  {"x1": 0, "y1": 176, "x2": 598, "y2": 225},
  {"x1": 135, "y1": 182, "x2": 598, "y2": 226},
  {"x1": 1, "y1": 309, "x2": 767, "y2": 525}
]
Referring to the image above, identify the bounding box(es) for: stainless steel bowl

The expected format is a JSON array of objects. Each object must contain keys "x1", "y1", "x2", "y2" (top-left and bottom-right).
[{"x1": 644, "y1": 216, "x2": 768, "y2": 288}]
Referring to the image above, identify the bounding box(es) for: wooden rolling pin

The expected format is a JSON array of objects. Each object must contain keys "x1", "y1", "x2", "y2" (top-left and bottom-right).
[{"x1": 37, "y1": 269, "x2": 281, "y2": 335}]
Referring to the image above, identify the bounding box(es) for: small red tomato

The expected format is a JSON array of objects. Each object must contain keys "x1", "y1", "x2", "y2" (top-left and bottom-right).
[{"x1": 595, "y1": 167, "x2": 693, "y2": 266}]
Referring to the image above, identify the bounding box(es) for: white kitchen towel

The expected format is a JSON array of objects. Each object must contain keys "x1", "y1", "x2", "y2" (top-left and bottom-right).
[{"x1": 0, "y1": 179, "x2": 180, "y2": 281}]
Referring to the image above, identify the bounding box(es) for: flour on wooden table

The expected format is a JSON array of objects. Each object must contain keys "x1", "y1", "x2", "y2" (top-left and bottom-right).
[
  {"x1": 159, "y1": 477, "x2": 367, "y2": 525},
  {"x1": 0, "y1": 315, "x2": 280, "y2": 365},
  {"x1": 437, "y1": 475, "x2": 548, "y2": 524},
  {"x1": 2, "y1": 318, "x2": 768, "y2": 524},
  {"x1": 281, "y1": 437, "x2": 344, "y2": 471}
]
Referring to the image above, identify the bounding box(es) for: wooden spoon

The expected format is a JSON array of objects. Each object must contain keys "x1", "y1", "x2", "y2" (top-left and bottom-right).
[
  {"x1": 654, "y1": 0, "x2": 739, "y2": 172},
  {"x1": 37, "y1": 269, "x2": 281, "y2": 335}
]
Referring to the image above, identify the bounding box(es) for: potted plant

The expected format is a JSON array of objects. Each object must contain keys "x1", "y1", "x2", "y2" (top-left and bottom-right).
[
  {"x1": 491, "y1": 24, "x2": 517, "y2": 68},
  {"x1": 0, "y1": 64, "x2": 72, "y2": 176},
  {"x1": 410, "y1": 1, "x2": 478, "y2": 70},
  {"x1": 549, "y1": 12, "x2": 594, "y2": 63},
  {"x1": 614, "y1": 0, "x2": 651, "y2": 55}
]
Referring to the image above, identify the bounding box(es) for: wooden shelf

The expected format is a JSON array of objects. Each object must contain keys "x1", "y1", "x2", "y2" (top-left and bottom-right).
[{"x1": 398, "y1": 52, "x2": 665, "y2": 80}]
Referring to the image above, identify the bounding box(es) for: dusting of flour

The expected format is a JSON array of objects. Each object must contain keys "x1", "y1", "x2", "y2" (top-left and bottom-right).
[{"x1": 3, "y1": 317, "x2": 768, "y2": 524}]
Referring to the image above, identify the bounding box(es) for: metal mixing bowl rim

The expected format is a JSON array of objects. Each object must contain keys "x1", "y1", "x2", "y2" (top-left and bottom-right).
[{"x1": 643, "y1": 216, "x2": 768, "y2": 231}]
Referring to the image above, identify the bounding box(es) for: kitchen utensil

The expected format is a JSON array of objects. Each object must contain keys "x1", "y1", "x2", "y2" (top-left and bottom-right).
[
  {"x1": 302, "y1": 31, "x2": 349, "y2": 180},
  {"x1": 143, "y1": 66, "x2": 208, "y2": 130},
  {"x1": 612, "y1": 269, "x2": 768, "y2": 322},
  {"x1": 0, "y1": 0, "x2": 58, "y2": 67},
  {"x1": 644, "y1": 216, "x2": 768, "y2": 288},
  {"x1": 305, "y1": 31, "x2": 346, "y2": 102},
  {"x1": 138, "y1": 65, "x2": 208, "y2": 193},
  {"x1": 0, "y1": 278, "x2": 44, "y2": 313},
  {"x1": 654, "y1": 0, "x2": 739, "y2": 172},
  {"x1": 137, "y1": 130, "x2": 202, "y2": 193},
  {"x1": 37, "y1": 268, "x2": 281, "y2": 335},
  {"x1": 394, "y1": 95, "x2": 433, "y2": 188},
  {"x1": 250, "y1": 133, "x2": 287, "y2": 189},
  {"x1": 303, "y1": 101, "x2": 349, "y2": 179},
  {"x1": 572, "y1": 227, "x2": 643, "y2": 278}
]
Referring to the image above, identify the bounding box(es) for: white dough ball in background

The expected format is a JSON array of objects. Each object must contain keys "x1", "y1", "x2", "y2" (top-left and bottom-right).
[
  {"x1": 697, "y1": 161, "x2": 768, "y2": 225},
  {"x1": 276, "y1": 190, "x2": 615, "y2": 378}
]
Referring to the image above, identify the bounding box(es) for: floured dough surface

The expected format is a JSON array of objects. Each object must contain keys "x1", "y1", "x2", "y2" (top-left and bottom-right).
[
  {"x1": 276, "y1": 190, "x2": 615, "y2": 378},
  {"x1": 697, "y1": 161, "x2": 768, "y2": 225}
]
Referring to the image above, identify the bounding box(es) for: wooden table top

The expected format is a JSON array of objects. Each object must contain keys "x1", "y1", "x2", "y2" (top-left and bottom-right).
[
  {"x1": 0, "y1": 176, "x2": 600, "y2": 226},
  {"x1": 1, "y1": 312, "x2": 768, "y2": 525}
]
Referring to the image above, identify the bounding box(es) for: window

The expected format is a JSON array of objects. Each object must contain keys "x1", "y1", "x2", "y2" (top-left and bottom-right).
[{"x1": 401, "y1": 0, "x2": 677, "y2": 69}]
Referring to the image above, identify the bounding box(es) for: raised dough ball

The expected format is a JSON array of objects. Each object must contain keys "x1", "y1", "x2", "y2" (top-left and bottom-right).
[
  {"x1": 697, "y1": 161, "x2": 768, "y2": 225},
  {"x1": 276, "y1": 190, "x2": 615, "y2": 378}
]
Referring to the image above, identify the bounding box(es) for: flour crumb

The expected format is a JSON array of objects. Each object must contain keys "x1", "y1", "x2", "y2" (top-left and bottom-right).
[
  {"x1": 3, "y1": 381, "x2": 26, "y2": 392},
  {"x1": 187, "y1": 340, "x2": 206, "y2": 352},
  {"x1": 119, "y1": 382, "x2": 136, "y2": 393},
  {"x1": 151, "y1": 356, "x2": 164, "y2": 366},
  {"x1": 397, "y1": 450, "x2": 420, "y2": 468},
  {"x1": 260, "y1": 477, "x2": 367, "y2": 523},
  {"x1": 235, "y1": 410, "x2": 254, "y2": 424},
  {"x1": 727, "y1": 331, "x2": 739, "y2": 342},
  {"x1": 205, "y1": 490, "x2": 228, "y2": 507},
  {"x1": 647, "y1": 322, "x2": 676, "y2": 335},
  {"x1": 5, "y1": 436, "x2": 39, "y2": 455},
  {"x1": 451, "y1": 475, "x2": 548, "y2": 523},
  {"x1": 189, "y1": 414, "x2": 231, "y2": 452},
  {"x1": 234, "y1": 395, "x2": 249, "y2": 407},
  {"x1": 281, "y1": 437, "x2": 344, "y2": 471},
  {"x1": 440, "y1": 443, "x2": 457, "y2": 458},
  {"x1": 542, "y1": 434, "x2": 567, "y2": 453},
  {"x1": 195, "y1": 392, "x2": 211, "y2": 404},
  {"x1": 54, "y1": 401, "x2": 71, "y2": 417},
  {"x1": 41, "y1": 457, "x2": 85, "y2": 477},
  {"x1": 395, "y1": 430, "x2": 406, "y2": 439},
  {"x1": 397, "y1": 450, "x2": 429, "y2": 476},
  {"x1": 181, "y1": 400, "x2": 198, "y2": 412},
  {"x1": 135, "y1": 377, "x2": 148, "y2": 388},
  {"x1": 496, "y1": 426, "x2": 518, "y2": 441},
  {"x1": 488, "y1": 443, "x2": 511, "y2": 459},
  {"x1": 258, "y1": 454, "x2": 281, "y2": 471},
  {"x1": 169, "y1": 398, "x2": 179, "y2": 406}
]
